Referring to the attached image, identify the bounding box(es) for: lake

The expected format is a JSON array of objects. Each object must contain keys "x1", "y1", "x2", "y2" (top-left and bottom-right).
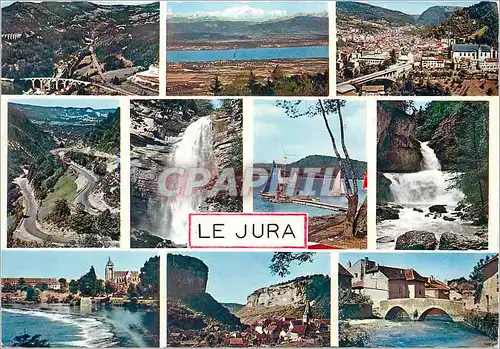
[
  {"x1": 2, "y1": 304, "x2": 159, "y2": 348},
  {"x1": 346, "y1": 319, "x2": 496, "y2": 347},
  {"x1": 167, "y1": 45, "x2": 328, "y2": 63},
  {"x1": 253, "y1": 178, "x2": 366, "y2": 217}
]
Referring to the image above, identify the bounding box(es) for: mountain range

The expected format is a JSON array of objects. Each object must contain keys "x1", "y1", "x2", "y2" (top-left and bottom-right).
[
  {"x1": 337, "y1": 1, "x2": 498, "y2": 47},
  {"x1": 167, "y1": 14, "x2": 328, "y2": 44}
]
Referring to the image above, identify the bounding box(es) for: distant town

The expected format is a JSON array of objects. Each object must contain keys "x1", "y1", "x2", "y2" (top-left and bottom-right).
[{"x1": 337, "y1": 1, "x2": 499, "y2": 96}]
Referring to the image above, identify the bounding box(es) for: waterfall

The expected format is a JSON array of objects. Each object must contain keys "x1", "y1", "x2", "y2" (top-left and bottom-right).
[
  {"x1": 384, "y1": 141, "x2": 464, "y2": 205},
  {"x1": 159, "y1": 116, "x2": 213, "y2": 244}
]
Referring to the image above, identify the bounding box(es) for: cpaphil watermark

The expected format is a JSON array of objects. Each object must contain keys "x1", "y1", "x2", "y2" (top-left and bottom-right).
[{"x1": 157, "y1": 166, "x2": 353, "y2": 198}]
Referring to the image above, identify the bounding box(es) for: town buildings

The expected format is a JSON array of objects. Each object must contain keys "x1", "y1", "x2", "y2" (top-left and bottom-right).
[
  {"x1": 1, "y1": 278, "x2": 61, "y2": 291},
  {"x1": 105, "y1": 257, "x2": 140, "y2": 287},
  {"x1": 479, "y1": 255, "x2": 499, "y2": 313},
  {"x1": 345, "y1": 257, "x2": 448, "y2": 308}
]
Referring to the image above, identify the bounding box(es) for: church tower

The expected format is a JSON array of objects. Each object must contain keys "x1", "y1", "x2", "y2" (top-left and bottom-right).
[
  {"x1": 303, "y1": 301, "x2": 312, "y2": 324},
  {"x1": 105, "y1": 257, "x2": 114, "y2": 282}
]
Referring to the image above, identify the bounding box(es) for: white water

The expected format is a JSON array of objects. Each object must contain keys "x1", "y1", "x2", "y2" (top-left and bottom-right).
[
  {"x1": 160, "y1": 116, "x2": 213, "y2": 244},
  {"x1": 3, "y1": 308, "x2": 117, "y2": 347},
  {"x1": 377, "y1": 141, "x2": 479, "y2": 249},
  {"x1": 384, "y1": 142, "x2": 464, "y2": 205}
]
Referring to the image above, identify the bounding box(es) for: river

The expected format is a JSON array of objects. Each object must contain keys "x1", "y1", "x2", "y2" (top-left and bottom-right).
[
  {"x1": 377, "y1": 141, "x2": 483, "y2": 249},
  {"x1": 2, "y1": 304, "x2": 159, "y2": 348},
  {"x1": 347, "y1": 319, "x2": 496, "y2": 347},
  {"x1": 167, "y1": 45, "x2": 328, "y2": 63}
]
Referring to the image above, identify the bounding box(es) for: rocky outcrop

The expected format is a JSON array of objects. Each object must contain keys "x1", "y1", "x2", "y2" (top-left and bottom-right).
[
  {"x1": 237, "y1": 274, "x2": 330, "y2": 324},
  {"x1": 377, "y1": 102, "x2": 422, "y2": 172},
  {"x1": 167, "y1": 254, "x2": 241, "y2": 327},
  {"x1": 167, "y1": 254, "x2": 208, "y2": 297},
  {"x1": 429, "y1": 204, "x2": 447, "y2": 213},
  {"x1": 438, "y1": 232, "x2": 488, "y2": 250},
  {"x1": 395, "y1": 230, "x2": 438, "y2": 250},
  {"x1": 376, "y1": 204, "x2": 400, "y2": 222},
  {"x1": 427, "y1": 113, "x2": 461, "y2": 170},
  {"x1": 377, "y1": 172, "x2": 393, "y2": 202}
]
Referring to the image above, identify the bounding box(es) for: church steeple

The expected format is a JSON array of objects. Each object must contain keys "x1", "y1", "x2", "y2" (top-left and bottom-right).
[
  {"x1": 303, "y1": 301, "x2": 312, "y2": 324},
  {"x1": 105, "y1": 257, "x2": 114, "y2": 281}
]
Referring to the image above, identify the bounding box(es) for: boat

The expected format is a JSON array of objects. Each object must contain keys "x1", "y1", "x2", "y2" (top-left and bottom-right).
[{"x1": 330, "y1": 169, "x2": 346, "y2": 197}]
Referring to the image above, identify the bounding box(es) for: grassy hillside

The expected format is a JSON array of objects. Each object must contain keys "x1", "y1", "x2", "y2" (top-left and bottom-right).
[{"x1": 336, "y1": 1, "x2": 415, "y2": 25}]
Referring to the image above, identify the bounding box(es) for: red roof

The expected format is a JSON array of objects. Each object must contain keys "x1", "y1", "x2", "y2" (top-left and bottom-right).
[
  {"x1": 425, "y1": 277, "x2": 450, "y2": 291},
  {"x1": 229, "y1": 338, "x2": 244, "y2": 346},
  {"x1": 352, "y1": 281, "x2": 364, "y2": 289},
  {"x1": 485, "y1": 58, "x2": 498, "y2": 63},
  {"x1": 291, "y1": 325, "x2": 307, "y2": 334}
]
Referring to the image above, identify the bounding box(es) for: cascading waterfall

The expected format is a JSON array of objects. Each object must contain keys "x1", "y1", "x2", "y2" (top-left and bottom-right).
[
  {"x1": 160, "y1": 116, "x2": 213, "y2": 244},
  {"x1": 384, "y1": 141, "x2": 464, "y2": 205}
]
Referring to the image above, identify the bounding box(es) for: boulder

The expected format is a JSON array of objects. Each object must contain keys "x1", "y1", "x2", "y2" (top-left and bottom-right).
[
  {"x1": 413, "y1": 208, "x2": 424, "y2": 213},
  {"x1": 443, "y1": 216, "x2": 455, "y2": 222},
  {"x1": 429, "y1": 204, "x2": 447, "y2": 213},
  {"x1": 377, "y1": 236, "x2": 395, "y2": 244},
  {"x1": 377, "y1": 205, "x2": 400, "y2": 222},
  {"x1": 392, "y1": 204, "x2": 404, "y2": 209},
  {"x1": 377, "y1": 172, "x2": 393, "y2": 202},
  {"x1": 439, "y1": 232, "x2": 488, "y2": 250},
  {"x1": 395, "y1": 231, "x2": 438, "y2": 250}
]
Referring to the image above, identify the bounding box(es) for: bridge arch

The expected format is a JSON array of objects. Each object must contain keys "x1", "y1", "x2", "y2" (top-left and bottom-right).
[
  {"x1": 384, "y1": 306, "x2": 411, "y2": 320},
  {"x1": 380, "y1": 298, "x2": 465, "y2": 322},
  {"x1": 418, "y1": 307, "x2": 454, "y2": 322}
]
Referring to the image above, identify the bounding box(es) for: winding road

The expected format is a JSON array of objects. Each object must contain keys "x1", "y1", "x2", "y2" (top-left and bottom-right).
[
  {"x1": 13, "y1": 147, "x2": 115, "y2": 243},
  {"x1": 14, "y1": 178, "x2": 73, "y2": 244},
  {"x1": 71, "y1": 162, "x2": 101, "y2": 215}
]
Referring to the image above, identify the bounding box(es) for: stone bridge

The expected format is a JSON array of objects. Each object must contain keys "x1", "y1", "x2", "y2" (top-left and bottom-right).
[
  {"x1": 2, "y1": 33, "x2": 23, "y2": 41},
  {"x1": 21, "y1": 77, "x2": 91, "y2": 91},
  {"x1": 380, "y1": 298, "x2": 465, "y2": 322},
  {"x1": 337, "y1": 62, "x2": 413, "y2": 92}
]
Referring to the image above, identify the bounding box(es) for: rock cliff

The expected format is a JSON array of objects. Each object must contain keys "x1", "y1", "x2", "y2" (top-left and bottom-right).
[
  {"x1": 237, "y1": 274, "x2": 331, "y2": 324},
  {"x1": 167, "y1": 254, "x2": 241, "y2": 327},
  {"x1": 377, "y1": 102, "x2": 422, "y2": 172}
]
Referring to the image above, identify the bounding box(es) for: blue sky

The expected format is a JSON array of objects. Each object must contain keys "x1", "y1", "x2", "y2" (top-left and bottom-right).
[
  {"x1": 168, "y1": 1, "x2": 328, "y2": 20},
  {"x1": 344, "y1": 1, "x2": 491, "y2": 15},
  {"x1": 172, "y1": 252, "x2": 330, "y2": 304},
  {"x1": 254, "y1": 100, "x2": 366, "y2": 164},
  {"x1": 1, "y1": 1, "x2": 157, "y2": 8},
  {"x1": 8, "y1": 98, "x2": 120, "y2": 110},
  {"x1": 339, "y1": 253, "x2": 496, "y2": 281},
  {"x1": 2, "y1": 251, "x2": 158, "y2": 280}
]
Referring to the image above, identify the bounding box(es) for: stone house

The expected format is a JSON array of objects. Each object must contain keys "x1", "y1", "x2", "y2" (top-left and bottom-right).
[
  {"x1": 338, "y1": 263, "x2": 353, "y2": 291},
  {"x1": 425, "y1": 276, "x2": 450, "y2": 299},
  {"x1": 479, "y1": 255, "x2": 498, "y2": 313},
  {"x1": 348, "y1": 258, "x2": 427, "y2": 308}
]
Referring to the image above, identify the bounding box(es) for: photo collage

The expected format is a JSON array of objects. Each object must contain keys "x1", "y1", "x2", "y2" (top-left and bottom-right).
[{"x1": 0, "y1": 0, "x2": 499, "y2": 348}]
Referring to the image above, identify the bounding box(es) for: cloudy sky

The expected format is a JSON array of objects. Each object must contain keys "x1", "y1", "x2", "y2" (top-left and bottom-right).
[
  {"x1": 254, "y1": 100, "x2": 367, "y2": 164},
  {"x1": 168, "y1": 1, "x2": 328, "y2": 21}
]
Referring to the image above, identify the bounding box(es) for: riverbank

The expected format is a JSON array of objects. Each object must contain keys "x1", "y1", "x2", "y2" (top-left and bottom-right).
[
  {"x1": 464, "y1": 310, "x2": 499, "y2": 340},
  {"x1": 167, "y1": 39, "x2": 328, "y2": 51},
  {"x1": 166, "y1": 58, "x2": 328, "y2": 95}
]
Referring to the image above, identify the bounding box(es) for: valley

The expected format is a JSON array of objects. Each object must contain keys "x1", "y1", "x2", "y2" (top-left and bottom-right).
[
  {"x1": 336, "y1": 1, "x2": 499, "y2": 96},
  {"x1": 167, "y1": 253, "x2": 331, "y2": 347},
  {"x1": 1, "y1": 1, "x2": 159, "y2": 95},
  {"x1": 166, "y1": 2, "x2": 329, "y2": 96},
  {"x1": 7, "y1": 101, "x2": 121, "y2": 248}
]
